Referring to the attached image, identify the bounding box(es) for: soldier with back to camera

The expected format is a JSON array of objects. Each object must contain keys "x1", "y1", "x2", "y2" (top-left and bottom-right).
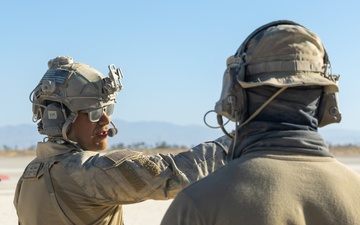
[
  {"x1": 161, "y1": 20, "x2": 360, "y2": 225},
  {"x1": 13, "y1": 56, "x2": 230, "y2": 225}
]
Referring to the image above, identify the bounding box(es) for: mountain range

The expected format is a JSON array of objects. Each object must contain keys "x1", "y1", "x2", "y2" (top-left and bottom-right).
[{"x1": 0, "y1": 119, "x2": 359, "y2": 150}]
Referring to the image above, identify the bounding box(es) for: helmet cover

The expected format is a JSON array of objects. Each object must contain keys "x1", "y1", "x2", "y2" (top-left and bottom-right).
[{"x1": 237, "y1": 23, "x2": 339, "y2": 93}]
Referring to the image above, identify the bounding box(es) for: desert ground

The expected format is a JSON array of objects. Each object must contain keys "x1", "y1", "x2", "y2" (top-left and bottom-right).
[{"x1": 1, "y1": 147, "x2": 360, "y2": 225}]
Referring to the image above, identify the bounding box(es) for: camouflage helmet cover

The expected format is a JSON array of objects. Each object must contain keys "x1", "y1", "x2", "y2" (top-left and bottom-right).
[{"x1": 234, "y1": 22, "x2": 339, "y2": 93}]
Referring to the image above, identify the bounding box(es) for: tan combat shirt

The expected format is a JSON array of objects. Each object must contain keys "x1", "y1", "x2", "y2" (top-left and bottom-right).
[
  {"x1": 161, "y1": 152, "x2": 360, "y2": 225},
  {"x1": 14, "y1": 136, "x2": 230, "y2": 225}
]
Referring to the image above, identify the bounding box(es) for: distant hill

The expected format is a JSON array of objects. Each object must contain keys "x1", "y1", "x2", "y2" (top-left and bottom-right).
[
  {"x1": 0, "y1": 120, "x2": 359, "y2": 150},
  {"x1": 0, "y1": 120, "x2": 224, "y2": 150}
]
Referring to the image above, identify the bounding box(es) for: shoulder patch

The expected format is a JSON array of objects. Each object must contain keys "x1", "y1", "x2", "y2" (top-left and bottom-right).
[{"x1": 23, "y1": 163, "x2": 43, "y2": 179}]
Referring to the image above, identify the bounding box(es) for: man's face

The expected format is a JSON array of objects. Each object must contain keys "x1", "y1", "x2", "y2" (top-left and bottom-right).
[{"x1": 68, "y1": 111, "x2": 111, "y2": 151}]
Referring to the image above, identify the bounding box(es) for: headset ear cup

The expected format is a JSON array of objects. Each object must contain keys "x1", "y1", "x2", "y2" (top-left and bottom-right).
[
  {"x1": 215, "y1": 55, "x2": 248, "y2": 122},
  {"x1": 42, "y1": 102, "x2": 67, "y2": 136},
  {"x1": 214, "y1": 71, "x2": 246, "y2": 122},
  {"x1": 317, "y1": 92, "x2": 342, "y2": 127},
  {"x1": 215, "y1": 69, "x2": 237, "y2": 121}
]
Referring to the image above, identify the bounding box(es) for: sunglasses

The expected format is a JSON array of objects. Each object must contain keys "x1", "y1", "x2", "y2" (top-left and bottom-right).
[{"x1": 80, "y1": 104, "x2": 115, "y2": 122}]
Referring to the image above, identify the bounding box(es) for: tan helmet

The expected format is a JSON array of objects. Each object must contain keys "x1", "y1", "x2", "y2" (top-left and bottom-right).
[
  {"x1": 235, "y1": 22, "x2": 339, "y2": 92},
  {"x1": 215, "y1": 20, "x2": 341, "y2": 130},
  {"x1": 30, "y1": 56, "x2": 123, "y2": 140}
]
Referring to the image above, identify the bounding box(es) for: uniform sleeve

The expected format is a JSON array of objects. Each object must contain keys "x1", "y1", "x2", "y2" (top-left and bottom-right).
[
  {"x1": 82, "y1": 135, "x2": 231, "y2": 203},
  {"x1": 154, "y1": 135, "x2": 230, "y2": 199},
  {"x1": 161, "y1": 192, "x2": 205, "y2": 225}
]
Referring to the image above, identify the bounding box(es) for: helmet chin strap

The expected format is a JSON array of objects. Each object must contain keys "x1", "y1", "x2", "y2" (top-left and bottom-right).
[{"x1": 61, "y1": 112, "x2": 78, "y2": 145}]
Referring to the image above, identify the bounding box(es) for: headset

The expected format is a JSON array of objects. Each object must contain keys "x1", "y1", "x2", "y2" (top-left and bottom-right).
[{"x1": 213, "y1": 20, "x2": 341, "y2": 138}]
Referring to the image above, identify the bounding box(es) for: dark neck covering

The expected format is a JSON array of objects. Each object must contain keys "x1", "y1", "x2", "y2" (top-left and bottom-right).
[
  {"x1": 231, "y1": 121, "x2": 332, "y2": 160},
  {"x1": 230, "y1": 86, "x2": 333, "y2": 160}
]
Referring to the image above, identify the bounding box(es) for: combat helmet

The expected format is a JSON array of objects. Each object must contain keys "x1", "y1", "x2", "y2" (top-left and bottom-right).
[
  {"x1": 214, "y1": 20, "x2": 341, "y2": 134},
  {"x1": 30, "y1": 56, "x2": 123, "y2": 141}
]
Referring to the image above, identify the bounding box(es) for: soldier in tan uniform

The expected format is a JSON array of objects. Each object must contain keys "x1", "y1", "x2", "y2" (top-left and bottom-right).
[
  {"x1": 161, "y1": 20, "x2": 360, "y2": 225},
  {"x1": 13, "y1": 56, "x2": 230, "y2": 225}
]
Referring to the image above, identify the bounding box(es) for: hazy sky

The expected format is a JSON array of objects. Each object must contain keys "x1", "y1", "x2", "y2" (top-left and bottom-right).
[{"x1": 1, "y1": 1, "x2": 359, "y2": 133}]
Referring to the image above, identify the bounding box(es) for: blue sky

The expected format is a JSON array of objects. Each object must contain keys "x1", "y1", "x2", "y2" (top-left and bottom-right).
[{"x1": 1, "y1": 0, "x2": 359, "y2": 133}]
